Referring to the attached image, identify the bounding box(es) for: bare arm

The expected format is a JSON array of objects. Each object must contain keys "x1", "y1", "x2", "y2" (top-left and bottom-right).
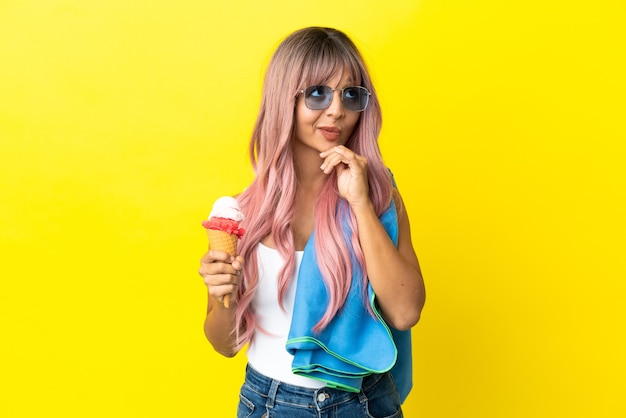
[
  {"x1": 351, "y1": 194, "x2": 425, "y2": 330},
  {"x1": 320, "y1": 146, "x2": 426, "y2": 330},
  {"x1": 198, "y1": 251, "x2": 244, "y2": 357}
]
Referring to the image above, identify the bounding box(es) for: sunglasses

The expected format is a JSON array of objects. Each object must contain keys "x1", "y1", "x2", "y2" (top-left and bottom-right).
[{"x1": 298, "y1": 85, "x2": 371, "y2": 112}]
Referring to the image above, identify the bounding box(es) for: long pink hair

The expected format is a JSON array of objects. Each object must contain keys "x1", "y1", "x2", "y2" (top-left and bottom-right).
[{"x1": 233, "y1": 27, "x2": 393, "y2": 350}]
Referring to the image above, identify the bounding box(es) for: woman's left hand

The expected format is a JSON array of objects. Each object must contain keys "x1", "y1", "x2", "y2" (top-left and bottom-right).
[{"x1": 320, "y1": 146, "x2": 370, "y2": 208}]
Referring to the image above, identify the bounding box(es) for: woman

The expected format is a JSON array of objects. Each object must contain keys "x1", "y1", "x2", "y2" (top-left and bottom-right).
[{"x1": 199, "y1": 26, "x2": 425, "y2": 417}]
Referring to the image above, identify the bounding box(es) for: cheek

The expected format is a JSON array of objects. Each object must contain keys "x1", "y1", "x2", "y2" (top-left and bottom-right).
[
  {"x1": 344, "y1": 114, "x2": 361, "y2": 135},
  {"x1": 295, "y1": 104, "x2": 319, "y2": 129}
]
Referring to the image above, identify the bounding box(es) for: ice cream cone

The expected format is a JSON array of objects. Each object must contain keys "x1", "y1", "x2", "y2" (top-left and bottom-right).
[
  {"x1": 207, "y1": 229, "x2": 238, "y2": 256},
  {"x1": 207, "y1": 229, "x2": 239, "y2": 308},
  {"x1": 203, "y1": 196, "x2": 245, "y2": 309}
]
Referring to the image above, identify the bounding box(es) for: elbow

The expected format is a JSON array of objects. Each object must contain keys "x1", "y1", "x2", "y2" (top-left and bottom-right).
[
  {"x1": 214, "y1": 346, "x2": 238, "y2": 358},
  {"x1": 387, "y1": 310, "x2": 421, "y2": 331},
  {"x1": 385, "y1": 296, "x2": 425, "y2": 331},
  {"x1": 208, "y1": 338, "x2": 239, "y2": 358},
  {"x1": 204, "y1": 326, "x2": 239, "y2": 358}
]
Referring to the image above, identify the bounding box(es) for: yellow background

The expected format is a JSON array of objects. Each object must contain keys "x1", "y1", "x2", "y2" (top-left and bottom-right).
[{"x1": 1, "y1": 0, "x2": 624, "y2": 416}]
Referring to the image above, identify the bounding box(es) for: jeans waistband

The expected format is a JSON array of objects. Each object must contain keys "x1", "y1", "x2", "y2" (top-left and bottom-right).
[{"x1": 243, "y1": 363, "x2": 384, "y2": 409}]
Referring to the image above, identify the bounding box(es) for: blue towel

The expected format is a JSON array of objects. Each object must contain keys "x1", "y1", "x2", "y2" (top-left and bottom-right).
[{"x1": 286, "y1": 200, "x2": 413, "y2": 403}]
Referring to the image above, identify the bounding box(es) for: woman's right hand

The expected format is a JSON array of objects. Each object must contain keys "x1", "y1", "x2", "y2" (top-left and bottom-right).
[
  {"x1": 198, "y1": 250, "x2": 244, "y2": 306},
  {"x1": 200, "y1": 250, "x2": 243, "y2": 357}
]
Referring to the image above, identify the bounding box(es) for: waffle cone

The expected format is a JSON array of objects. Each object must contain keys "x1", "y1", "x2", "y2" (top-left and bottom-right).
[{"x1": 207, "y1": 229, "x2": 238, "y2": 256}]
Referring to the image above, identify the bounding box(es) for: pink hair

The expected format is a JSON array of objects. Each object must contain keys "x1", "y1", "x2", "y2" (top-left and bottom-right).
[{"x1": 233, "y1": 27, "x2": 393, "y2": 350}]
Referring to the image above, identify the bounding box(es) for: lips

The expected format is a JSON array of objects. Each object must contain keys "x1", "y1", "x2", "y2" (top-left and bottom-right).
[{"x1": 318, "y1": 126, "x2": 341, "y2": 141}]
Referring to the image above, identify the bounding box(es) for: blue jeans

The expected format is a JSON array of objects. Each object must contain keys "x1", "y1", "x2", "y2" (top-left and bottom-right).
[{"x1": 237, "y1": 364, "x2": 403, "y2": 418}]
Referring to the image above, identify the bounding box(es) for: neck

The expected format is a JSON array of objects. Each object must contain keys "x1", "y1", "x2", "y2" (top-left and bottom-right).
[{"x1": 292, "y1": 145, "x2": 328, "y2": 196}]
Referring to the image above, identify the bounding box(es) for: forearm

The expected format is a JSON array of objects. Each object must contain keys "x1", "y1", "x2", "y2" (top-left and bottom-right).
[
  {"x1": 352, "y1": 201, "x2": 425, "y2": 330},
  {"x1": 203, "y1": 296, "x2": 239, "y2": 357}
]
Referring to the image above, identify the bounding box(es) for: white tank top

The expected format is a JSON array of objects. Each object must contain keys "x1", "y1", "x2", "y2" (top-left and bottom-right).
[{"x1": 246, "y1": 243, "x2": 326, "y2": 389}]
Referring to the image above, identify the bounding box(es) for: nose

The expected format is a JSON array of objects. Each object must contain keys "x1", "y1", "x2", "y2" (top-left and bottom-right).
[{"x1": 325, "y1": 90, "x2": 345, "y2": 118}]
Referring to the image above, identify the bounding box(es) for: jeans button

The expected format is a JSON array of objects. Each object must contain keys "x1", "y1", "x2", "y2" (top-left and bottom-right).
[{"x1": 317, "y1": 392, "x2": 329, "y2": 402}]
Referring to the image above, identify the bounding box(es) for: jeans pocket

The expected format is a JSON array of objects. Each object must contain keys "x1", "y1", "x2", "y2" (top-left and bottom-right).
[
  {"x1": 237, "y1": 392, "x2": 255, "y2": 418},
  {"x1": 364, "y1": 373, "x2": 403, "y2": 418},
  {"x1": 365, "y1": 399, "x2": 403, "y2": 418}
]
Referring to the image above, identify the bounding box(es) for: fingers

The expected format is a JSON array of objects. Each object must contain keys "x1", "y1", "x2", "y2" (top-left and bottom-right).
[
  {"x1": 199, "y1": 251, "x2": 244, "y2": 304},
  {"x1": 319, "y1": 146, "x2": 370, "y2": 206},
  {"x1": 202, "y1": 271, "x2": 240, "y2": 304},
  {"x1": 209, "y1": 279, "x2": 239, "y2": 305},
  {"x1": 319, "y1": 146, "x2": 367, "y2": 174},
  {"x1": 231, "y1": 255, "x2": 244, "y2": 271},
  {"x1": 200, "y1": 249, "x2": 234, "y2": 264}
]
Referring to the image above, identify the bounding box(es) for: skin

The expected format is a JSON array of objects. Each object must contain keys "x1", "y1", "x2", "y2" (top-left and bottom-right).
[{"x1": 199, "y1": 71, "x2": 425, "y2": 357}]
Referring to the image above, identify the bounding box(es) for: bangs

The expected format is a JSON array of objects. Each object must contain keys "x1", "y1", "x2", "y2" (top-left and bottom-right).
[{"x1": 298, "y1": 44, "x2": 363, "y2": 88}]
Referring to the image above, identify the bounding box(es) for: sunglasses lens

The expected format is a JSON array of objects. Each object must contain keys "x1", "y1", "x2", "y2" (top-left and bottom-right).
[
  {"x1": 342, "y1": 87, "x2": 369, "y2": 112},
  {"x1": 304, "y1": 85, "x2": 332, "y2": 110},
  {"x1": 303, "y1": 85, "x2": 370, "y2": 111}
]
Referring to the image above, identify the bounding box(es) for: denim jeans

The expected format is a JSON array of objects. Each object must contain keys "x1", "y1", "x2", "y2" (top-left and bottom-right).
[{"x1": 237, "y1": 364, "x2": 403, "y2": 418}]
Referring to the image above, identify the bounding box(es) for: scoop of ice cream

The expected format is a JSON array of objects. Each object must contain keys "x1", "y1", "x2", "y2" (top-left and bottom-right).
[
  {"x1": 209, "y1": 196, "x2": 245, "y2": 222},
  {"x1": 202, "y1": 217, "x2": 245, "y2": 238},
  {"x1": 202, "y1": 196, "x2": 245, "y2": 238}
]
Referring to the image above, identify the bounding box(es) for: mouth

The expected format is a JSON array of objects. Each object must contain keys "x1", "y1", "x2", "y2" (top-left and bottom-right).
[{"x1": 318, "y1": 126, "x2": 342, "y2": 141}]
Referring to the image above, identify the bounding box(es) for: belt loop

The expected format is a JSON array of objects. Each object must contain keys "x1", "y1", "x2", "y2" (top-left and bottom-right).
[{"x1": 266, "y1": 378, "x2": 280, "y2": 409}]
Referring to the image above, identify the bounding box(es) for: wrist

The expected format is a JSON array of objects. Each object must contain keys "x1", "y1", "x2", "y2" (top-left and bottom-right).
[{"x1": 350, "y1": 199, "x2": 375, "y2": 217}]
